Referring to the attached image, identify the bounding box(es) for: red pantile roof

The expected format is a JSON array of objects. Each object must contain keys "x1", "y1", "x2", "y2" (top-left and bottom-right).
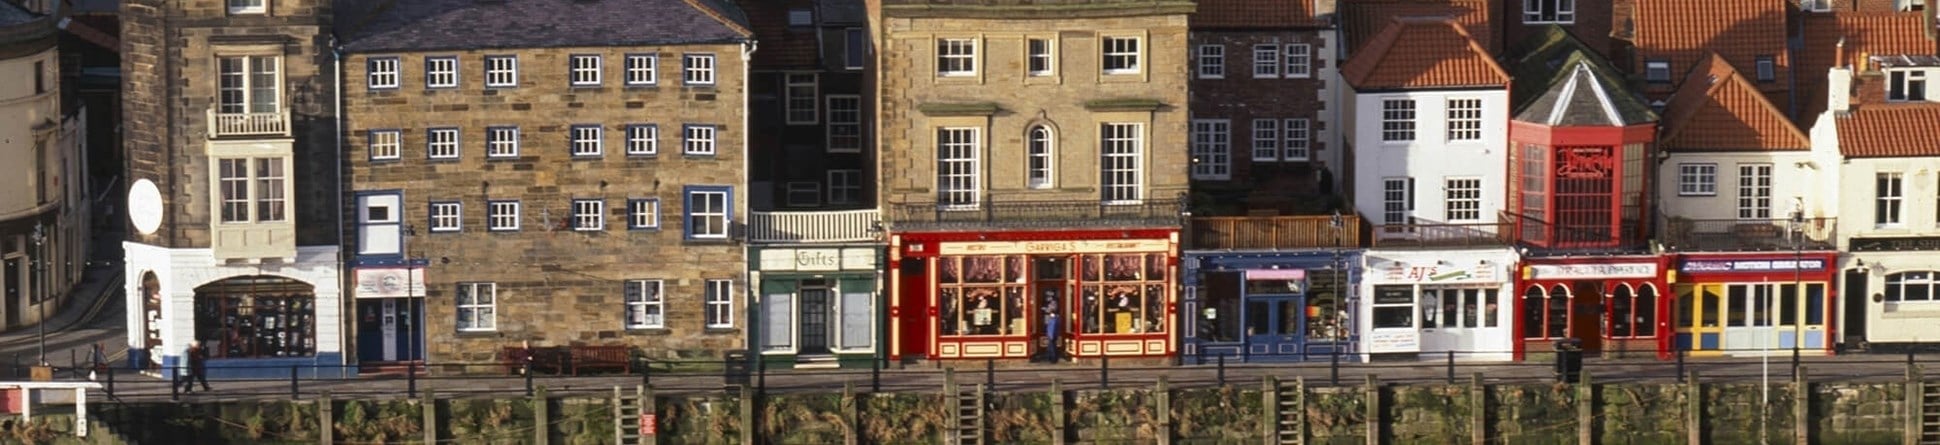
[
  {"x1": 1659, "y1": 53, "x2": 1810, "y2": 152},
  {"x1": 1836, "y1": 105, "x2": 1940, "y2": 157},
  {"x1": 739, "y1": 0, "x2": 820, "y2": 69},
  {"x1": 1633, "y1": 0, "x2": 1791, "y2": 94},
  {"x1": 1795, "y1": 12, "x2": 1934, "y2": 125},
  {"x1": 1341, "y1": 0, "x2": 1495, "y2": 56},
  {"x1": 1340, "y1": 16, "x2": 1508, "y2": 90},
  {"x1": 1193, "y1": 0, "x2": 1326, "y2": 28}
]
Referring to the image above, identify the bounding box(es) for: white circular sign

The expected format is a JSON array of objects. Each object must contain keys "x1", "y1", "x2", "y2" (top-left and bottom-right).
[{"x1": 128, "y1": 178, "x2": 163, "y2": 235}]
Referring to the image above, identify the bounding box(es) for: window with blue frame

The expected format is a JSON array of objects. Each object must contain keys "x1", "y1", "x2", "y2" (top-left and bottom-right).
[{"x1": 683, "y1": 186, "x2": 730, "y2": 239}]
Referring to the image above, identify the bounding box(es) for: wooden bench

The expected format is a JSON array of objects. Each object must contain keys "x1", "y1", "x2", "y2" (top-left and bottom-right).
[
  {"x1": 500, "y1": 346, "x2": 531, "y2": 375},
  {"x1": 569, "y1": 345, "x2": 633, "y2": 376}
]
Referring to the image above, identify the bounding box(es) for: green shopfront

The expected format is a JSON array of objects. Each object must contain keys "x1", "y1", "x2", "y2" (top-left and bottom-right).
[{"x1": 752, "y1": 246, "x2": 884, "y2": 368}]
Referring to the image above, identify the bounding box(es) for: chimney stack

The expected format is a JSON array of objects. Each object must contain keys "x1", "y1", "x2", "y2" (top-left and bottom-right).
[{"x1": 1828, "y1": 67, "x2": 1852, "y2": 113}]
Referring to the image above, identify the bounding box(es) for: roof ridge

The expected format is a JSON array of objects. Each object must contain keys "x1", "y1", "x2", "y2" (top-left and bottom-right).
[
  {"x1": 1662, "y1": 53, "x2": 1807, "y2": 151},
  {"x1": 682, "y1": 0, "x2": 755, "y2": 38}
]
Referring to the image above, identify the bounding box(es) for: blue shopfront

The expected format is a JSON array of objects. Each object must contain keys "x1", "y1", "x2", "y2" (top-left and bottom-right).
[{"x1": 1182, "y1": 251, "x2": 1362, "y2": 362}]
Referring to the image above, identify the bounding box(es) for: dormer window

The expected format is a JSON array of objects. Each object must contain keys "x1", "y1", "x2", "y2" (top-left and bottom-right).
[
  {"x1": 1755, "y1": 56, "x2": 1776, "y2": 83},
  {"x1": 787, "y1": 9, "x2": 813, "y2": 27},
  {"x1": 1523, "y1": 0, "x2": 1574, "y2": 24},
  {"x1": 1803, "y1": 0, "x2": 1831, "y2": 11},
  {"x1": 1898, "y1": 0, "x2": 1923, "y2": 11},
  {"x1": 1889, "y1": 69, "x2": 1928, "y2": 102},
  {"x1": 228, "y1": 0, "x2": 266, "y2": 14},
  {"x1": 1645, "y1": 60, "x2": 1671, "y2": 84}
]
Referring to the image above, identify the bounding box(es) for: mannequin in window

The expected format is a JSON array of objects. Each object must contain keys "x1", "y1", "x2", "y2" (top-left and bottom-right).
[{"x1": 970, "y1": 293, "x2": 996, "y2": 335}]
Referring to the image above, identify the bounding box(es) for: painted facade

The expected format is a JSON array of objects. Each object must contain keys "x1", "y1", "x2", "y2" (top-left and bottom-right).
[{"x1": 1358, "y1": 248, "x2": 1518, "y2": 361}]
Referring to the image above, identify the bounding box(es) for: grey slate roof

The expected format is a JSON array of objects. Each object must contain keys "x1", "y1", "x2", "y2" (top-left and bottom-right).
[
  {"x1": 819, "y1": 0, "x2": 866, "y2": 25},
  {"x1": 1508, "y1": 26, "x2": 1656, "y2": 126},
  {"x1": 0, "y1": 1, "x2": 41, "y2": 27},
  {"x1": 339, "y1": 0, "x2": 752, "y2": 53}
]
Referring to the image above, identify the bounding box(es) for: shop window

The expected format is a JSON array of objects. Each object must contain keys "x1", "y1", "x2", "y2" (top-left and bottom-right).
[
  {"x1": 1077, "y1": 254, "x2": 1168, "y2": 334},
  {"x1": 1371, "y1": 285, "x2": 1414, "y2": 329},
  {"x1": 939, "y1": 256, "x2": 1027, "y2": 337},
  {"x1": 839, "y1": 289, "x2": 874, "y2": 350},
  {"x1": 1608, "y1": 284, "x2": 1656, "y2": 338},
  {"x1": 1427, "y1": 287, "x2": 1498, "y2": 329},
  {"x1": 1306, "y1": 269, "x2": 1346, "y2": 341},
  {"x1": 1522, "y1": 285, "x2": 1571, "y2": 339},
  {"x1": 1196, "y1": 272, "x2": 1242, "y2": 343},
  {"x1": 193, "y1": 276, "x2": 316, "y2": 359},
  {"x1": 1806, "y1": 283, "x2": 1826, "y2": 325}
]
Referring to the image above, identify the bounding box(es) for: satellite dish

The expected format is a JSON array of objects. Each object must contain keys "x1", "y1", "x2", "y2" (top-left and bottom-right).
[{"x1": 129, "y1": 179, "x2": 163, "y2": 235}]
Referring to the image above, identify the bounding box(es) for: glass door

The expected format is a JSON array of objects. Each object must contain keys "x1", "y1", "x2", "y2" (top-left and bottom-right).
[
  {"x1": 1244, "y1": 297, "x2": 1305, "y2": 359},
  {"x1": 1777, "y1": 283, "x2": 1829, "y2": 350},
  {"x1": 800, "y1": 283, "x2": 832, "y2": 356},
  {"x1": 1723, "y1": 284, "x2": 1776, "y2": 355},
  {"x1": 1675, "y1": 284, "x2": 1724, "y2": 357}
]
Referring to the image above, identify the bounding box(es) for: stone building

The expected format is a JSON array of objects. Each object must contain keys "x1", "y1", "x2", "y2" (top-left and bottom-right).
[
  {"x1": 119, "y1": 0, "x2": 347, "y2": 378},
  {"x1": 1187, "y1": 0, "x2": 1343, "y2": 213},
  {"x1": 2, "y1": 1, "x2": 89, "y2": 339},
  {"x1": 873, "y1": 0, "x2": 1194, "y2": 362},
  {"x1": 335, "y1": 0, "x2": 754, "y2": 368}
]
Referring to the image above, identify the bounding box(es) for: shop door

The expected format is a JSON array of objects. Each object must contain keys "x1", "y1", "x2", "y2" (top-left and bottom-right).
[
  {"x1": 1569, "y1": 283, "x2": 1603, "y2": 352},
  {"x1": 1676, "y1": 284, "x2": 1725, "y2": 357},
  {"x1": 800, "y1": 285, "x2": 832, "y2": 356},
  {"x1": 1723, "y1": 284, "x2": 1777, "y2": 355},
  {"x1": 895, "y1": 258, "x2": 928, "y2": 359},
  {"x1": 2, "y1": 258, "x2": 16, "y2": 327},
  {"x1": 1245, "y1": 297, "x2": 1306, "y2": 360},
  {"x1": 1777, "y1": 283, "x2": 1829, "y2": 350},
  {"x1": 1033, "y1": 257, "x2": 1070, "y2": 358},
  {"x1": 1841, "y1": 270, "x2": 1868, "y2": 348},
  {"x1": 357, "y1": 299, "x2": 423, "y2": 362}
]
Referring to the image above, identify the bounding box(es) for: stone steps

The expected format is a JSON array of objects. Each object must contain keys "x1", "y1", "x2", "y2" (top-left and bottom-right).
[{"x1": 1276, "y1": 381, "x2": 1303, "y2": 445}]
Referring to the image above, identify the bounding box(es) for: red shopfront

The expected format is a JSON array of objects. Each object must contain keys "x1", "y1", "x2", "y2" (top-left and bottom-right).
[
  {"x1": 1670, "y1": 252, "x2": 1838, "y2": 357},
  {"x1": 1513, "y1": 255, "x2": 1673, "y2": 360},
  {"x1": 889, "y1": 230, "x2": 1179, "y2": 361}
]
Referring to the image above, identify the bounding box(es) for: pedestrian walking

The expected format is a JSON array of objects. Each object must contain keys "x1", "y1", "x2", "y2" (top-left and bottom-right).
[{"x1": 179, "y1": 344, "x2": 210, "y2": 393}]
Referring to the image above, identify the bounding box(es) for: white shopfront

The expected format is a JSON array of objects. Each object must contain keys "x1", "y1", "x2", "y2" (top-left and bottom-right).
[{"x1": 1358, "y1": 248, "x2": 1518, "y2": 362}]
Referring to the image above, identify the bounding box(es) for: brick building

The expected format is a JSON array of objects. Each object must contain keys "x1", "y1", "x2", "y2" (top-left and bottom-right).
[
  {"x1": 873, "y1": 0, "x2": 1194, "y2": 362},
  {"x1": 335, "y1": 0, "x2": 754, "y2": 369},
  {"x1": 119, "y1": 0, "x2": 348, "y2": 378},
  {"x1": 1187, "y1": 0, "x2": 1344, "y2": 214}
]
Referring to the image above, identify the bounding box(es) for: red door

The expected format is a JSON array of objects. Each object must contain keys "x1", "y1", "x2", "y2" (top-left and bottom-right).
[{"x1": 896, "y1": 258, "x2": 930, "y2": 359}]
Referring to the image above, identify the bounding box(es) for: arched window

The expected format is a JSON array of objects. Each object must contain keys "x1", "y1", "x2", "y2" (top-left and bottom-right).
[
  {"x1": 1521, "y1": 286, "x2": 1546, "y2": 339},
  {"x1": 1547, "y1": 285, "x2": 1571, "y2": 338},
  {"x1": 1027, "y1": 125, "x2": 1054, "y2": 189},
  {"x1": 1885, "y1": 271, "x2": 1939, "y2": 302},
  {"x1": 1608, "y1": 284, "x2": 1636, "y2": 337},
  {"x1": 194, "y1": 276, "x2": 317, "y2": 359}
]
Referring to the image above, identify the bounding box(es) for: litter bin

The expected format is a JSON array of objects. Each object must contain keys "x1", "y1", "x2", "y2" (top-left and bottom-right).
[
  {"x1": 723, "y1": 350, "x2": 751, "y2": 386},
  {"x1": 1553, "y1": 338, "x2": 1583, "y2": 383}
]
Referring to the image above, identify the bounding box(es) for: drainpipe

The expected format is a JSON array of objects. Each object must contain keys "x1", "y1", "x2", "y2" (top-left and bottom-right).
[
  {"x1": 331, "y1": 37, "x2": 350, "y2": 374},
  {"x1": 742, "y1": 39, "x2": 758, "y2": 355}
]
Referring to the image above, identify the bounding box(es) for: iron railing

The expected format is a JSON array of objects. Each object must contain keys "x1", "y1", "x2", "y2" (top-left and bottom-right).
[
  {"x1": 1505, "y1": 212, "x2": 1650, "y2": 253},
  {"x1": 1189, "y1": 214, "x2": 1359, "y2": 250},
  {"x1": 1369, "y1": 218, "x2": 1513, "y2": 248},
  {"x1": 747, "y1": 209, "x2": 881, "y2": 243},
  {"x1": 206, "y1": 107, "x2": 291, "y2": 138},
  {"x1": 1661, "y1": 217, "x2": 1836, "y2": 252},
  {"x1": 888, "y1": 195, "x2": 1185, "y2": 231}
]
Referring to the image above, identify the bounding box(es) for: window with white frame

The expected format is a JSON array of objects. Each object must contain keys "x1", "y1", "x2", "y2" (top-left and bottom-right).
[
  {"x1": 628, "y1": 199, "x2": 660, "y2": 229},
  {"x1": 485, "y1": 55, "x2": 518, "y2": 87},
  {"x1": 1383, "y1": 177, "x2": 1413, "y2": 225},
  {"x1": 227, "y1": 0, "x2": 265, "y2": 14},
  {"x1": 430, "y1": 202, "x2": 461, "y2": 232},
  {"x1": 358, "y1": 197, "x2": 403, "y2": 257},
  {"x1": 367, "y1": 57, "x2": 399, "y2": 89},
  {"x1": 1878, "y1": 172, "x2": 1904, "y2": 226},
  {"x1": 684, "y1": 54, "x2": 716, "y2": 85},
  {"x1": 457, "y1": 282, "x2": 497, "y2": 331},
  {"x1": 622, "y1": 54, "x2": 657, "y2": 86},
  {"x1": 1197, "y1": 44, "x2": 1224, "y2": 79},
  {"x1": 486, "y1": 126, "x2": 519, "y2": 158},
  {"x1": 427, "y1": 128, "x2": 459, "y2": 159},
  {"x1": 683, "y1": 125, "x2": 717, "y2": 155},
  {"x1": 704, "y1": 280, "x2": 734, "y2": 328},
  {"x1": 785, "y1": 182, "x2": 821, "y2": 207},
  {"x1": 1803, "y1": 0, "x2": 1831, "y2": 12},
  {"x1": 488, "y1": 200, "x2": 520, "y2": 231},
  {"x1": 1190, "y1": 119, "x2": 1230, "y2": 180},
  {"x1": 1889, "y1": 69, "x2": 1928, "y2": 102},
  {"x1": 369, "y1": 130, "x2": 401, "y2": 160},
  {"x1": 1253, "y1": 44, "x2": 1280, "y2": 78},
  {"x1": 1027, "y1": 126, "x2": 1055, "y2": 189},
  {"x1": 1028, "y1": 38, "x2": 1054, "y2": 76},
  {"x1": 1885, "y1": 272, "x2": 1940, "y2": 302},
  {"x1": 1677, "y1": 163, "x2": 1717, "y2": 196},
  {"x1": 826, "y1": 95, "x2": 862, "y2": 153},
  {"x1": 1382, "y1": 99, "x2": 1416, "y2": 142},
  {"x1": 1447, "y1": 98, "x2": 1483, "y2": 141},
  {"x1": 936, "y1": 128, "x2": 981, "y2": 208},
  {"x1": 828, "y1": 169, "x2": 861, "y2": 205},
  {"x1": 624, "y1": 280, "x2": 665, "y2": 329},
  {"x1": 569, "y1": 55, "x2": 601, "y2": 86},
  {"x1": 217, "y1": 55, "x2": 281, "y2": 114},
  {"x1": 937, "y1": 39, "x2": 976, "y2": 77},
  {"x1": 1445, "y1": 178, "x2": 1481, "y2": 221},
  {"x1": 1283, "y1": 118, "x2": 1310, "y2": 161},
  {"x1": 570, "y1": 125, "x2": 603, "y2": 157},
  {"x1": 571, "y1": 199, "x2": 604, "y2": 231},
  {"x1": 1523, "y1": 0, "x2": 1575, "y2": 24},
  {"x1": 1736, "y1": 164, "x2": 1773, "y2": 219},
  {"x1": 1100, "y1": 123, "x2": 1143, "y2": 203},
  {"x1": 1285, "y1": 44, "x2": 1311, "y2": 78},
  {"x1": 1101, "y1": 37, "x2": 1140, "y2": 74},
  {"x1": 1645, "y1": 60, "x2": 1671, "y2": 83},
  {"x1": 685, "y1": 187, "x2": 730, "y2": 239},
  {"x1": 425, "y1": 57, "x2": 458, "y2": 88},
  {"x1": 1251, "y1": 119, "x2": 1279, "y2": 161},
  {"x1": 786, "y1": 73, "x2": 818, "y2": 124},
  {"x1": 625, "y1": 124, "x2": 658, "y2": 156},
  {"x1": 215, "y1": 158, "x2": 287, "y2": 223}
]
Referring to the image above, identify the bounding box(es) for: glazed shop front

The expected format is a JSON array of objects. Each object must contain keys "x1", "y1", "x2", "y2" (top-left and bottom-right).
[
  {"x1": 1513, "y1": 255, "x2": 1672, "y2": 359},
  {"x1": 752, "y1": 246, "x2": 882, "y2": 369},
  {"x1": 1180, "y1": 251, "x2": 1359, "y2": 363},
  {"x1": 1671, "y1": 252, "x2": 1836, "y2": 357},
  {"x1": 889, "y1": 230, "x2": 1178, "y2": 361}
]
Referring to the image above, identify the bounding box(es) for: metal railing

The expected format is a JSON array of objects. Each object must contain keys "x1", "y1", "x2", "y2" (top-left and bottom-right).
[
  {"x1": 1188, "y1": 214, "x2": 1359, "y2": 250},
  {"x1": 1661, "y1": 217, "x2": 1837, "y2": 252},
  {"x1": 1505, "y1": 211, "x2": 1650, "y2": 253},
  {"x1": 888, "y1": 195, "x2": 1185, "y2": 231},
  {"x1": 748, "y1": 208, "x2": 880, "y2": 243},
  {"x1": 1369, "y1": 218, "x2": 1513, "y2": 248},
  {"x1": 205, "y1": 107, "x2": 291, "y2": 138}
]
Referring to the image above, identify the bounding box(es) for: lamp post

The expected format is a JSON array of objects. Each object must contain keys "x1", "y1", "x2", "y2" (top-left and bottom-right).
[
  {"x1": 31, "y1": 225, "x2": 45, "y2": 367},
  {"x1": 1329, "y1": 210, "x2": 1344, "y2": 385}
]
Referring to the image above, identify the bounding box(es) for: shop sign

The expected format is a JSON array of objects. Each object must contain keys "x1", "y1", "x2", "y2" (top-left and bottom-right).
[
  {"x1": 1377, "y1": 263, "x2": 1498, "y2": 283},
  {"x1": 1851, "y1": 236, "x2": 1940, "y2": 252},
  {"x1": 1526, "y1": 263, "x2": 1657, "y2": 280},
  {"x1": 937, "y1": 239, "x2": 1168, "y2": 256},
  {"x1": 353, "y1": 267, "x2": 426, "y2": 299},
  {"x1": 1366, "y1": 330, "x2": 1420, "y2": 353},
  {"x1": 759, "y1": 248, "x2": 877, "y2": 272},
  {"x1": 1680, "y1": 259, "x2": 1826, "y2": 273}
]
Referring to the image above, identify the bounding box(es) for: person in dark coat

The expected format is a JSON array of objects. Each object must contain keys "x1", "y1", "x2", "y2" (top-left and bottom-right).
[{"x1": 179, "y1": 344, "x2": 211, "y2": 393}]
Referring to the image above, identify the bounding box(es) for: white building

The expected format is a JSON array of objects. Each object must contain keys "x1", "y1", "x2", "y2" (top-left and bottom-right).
[{"x1": 1, "y1": 2, "x2": 89, "y2": 336}]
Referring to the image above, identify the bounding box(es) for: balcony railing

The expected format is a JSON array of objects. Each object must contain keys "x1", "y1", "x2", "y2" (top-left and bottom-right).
[
  {"x1": 1369, "y1": 218, "x2": 1513, "y2": 248},
  {"x1": 1505, "y1": 211, "x2": 1650, "y2": 253},
  {"x1": 888, "y1": 196, "x2": 1185, "y2": 231},
  {"x1": 1189, "y1": 214, "x2": 1360, "y2": 250},
  {"x1": 207, "y1": 108, "x2": 291, "y2": 138},
  {"x1": 748, "y1": 209, "x2": 881, "y2": 244},
  {"x1": 1661, "y1": 217, "x2": 1837, "y2": 252}
]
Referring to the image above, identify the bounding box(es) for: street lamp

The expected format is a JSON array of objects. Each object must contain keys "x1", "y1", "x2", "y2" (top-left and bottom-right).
[
  {"x1": 1330, "y1": 210, "x2": 1344, "y2": 385},
  {"x1": 31, "y1": 225, "x2": 45, "y2": 367}
]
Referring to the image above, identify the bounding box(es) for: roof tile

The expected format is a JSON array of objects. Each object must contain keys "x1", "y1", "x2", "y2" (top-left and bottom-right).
[
  {"x1": 1341, "y1": 0, "x2": 1495, "y2": 56},
  {"x1": 1192, "y1": 0, "x2": 1325, "y2": 29},
  {"x1": 1341, "y1": 16, "x2": 1508, "y2": 90},
  {"x1": 1659, "y1": 53, "x2": 1809, "y2": 152},
  {"x1": 1633, "y1": 0, "x2": 1791, "y2": 95},
  {"x1": 740, "y1": 0, "x2": 821, "y2": 69},
  {"x1": 1795, "y1": 12, "x2": 1934, "y2": 125},
  {"x1": 341, "y1": 0, "x2": 752, "y2": 53},
  {"x1": 1836, "y1": 105, "x2": 1940, "y2": 157}
]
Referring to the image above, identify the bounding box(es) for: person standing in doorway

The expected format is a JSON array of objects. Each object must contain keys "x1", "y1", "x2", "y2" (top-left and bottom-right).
[
  {"x1": 180, "y1": 344, "x2": 210, "y2": 393},
  {"x1": 1041, "y1": 296, "x2": 1061, "y2": 363}
]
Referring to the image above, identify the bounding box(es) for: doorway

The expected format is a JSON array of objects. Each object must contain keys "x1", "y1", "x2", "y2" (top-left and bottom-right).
[
  {"x1": 356, "y1": 298, "x2": 424, "y2": 362},
  {"x1": 799, "y1": 280, "x2": 832, "y2": 356},
  {"x1": 1244, "y1": 296, "x2": 1305, "y2": 359},
  {"x1": 2, "y1": 258, "x2": 17, "y2": 327},
  {"x1": 1677, "y1": 284, "x2": 1725, "y2": 357},
  {"x1": 1568, "y1": 282, "x2": 1603, "y2": 352},
  {"x1": 1031, "y1": 256, "x2": 1069, "y2": 359},
  {"x1": 1842, "y1": 270, "x2": 1868, "y2": 349}
]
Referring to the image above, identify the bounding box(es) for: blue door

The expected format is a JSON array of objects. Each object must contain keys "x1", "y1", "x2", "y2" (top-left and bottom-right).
[{"x1": 1245, "y1": 296, "x2": 1306, "y2": 360}]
